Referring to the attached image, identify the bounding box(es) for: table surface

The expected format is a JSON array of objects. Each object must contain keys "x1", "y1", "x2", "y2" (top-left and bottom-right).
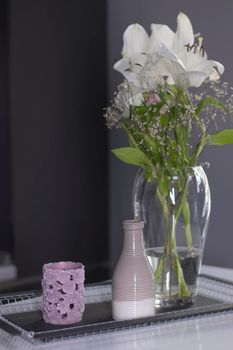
[{"x1": 1, "y1": 265, "x2": 233, "y2": 350}]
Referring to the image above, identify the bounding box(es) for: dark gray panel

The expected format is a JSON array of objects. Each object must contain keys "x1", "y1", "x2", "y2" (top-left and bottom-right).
[{"x1": 10, "y1": 0, "x2": 108, "y2": 278}]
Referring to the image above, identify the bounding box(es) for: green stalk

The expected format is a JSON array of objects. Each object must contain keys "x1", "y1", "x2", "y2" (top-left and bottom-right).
[
  {"x1": 191, "y1": 134, "x2": 208, "y2": 167},
  {"x1": 169, "y1": 210, "x2": 190, "y2": 298},
  {"x1": 122, "y1": 123, "x2": 138, "y2": 148},
  {"x1": 154, "y1": 256, "x2": 164, "y2": 289},
  {"x1": 182, "y1": 199, "x2": 193, "y2": 249},
  {"x1": 155, "y1": 180, "x2": 191, "y2": 299},
  {"x1": 176, "y1": 257, "x2": 190, "y2": 297},
  {"x1": 156, "y1": 187, "x2": 169, "y2": 227}
]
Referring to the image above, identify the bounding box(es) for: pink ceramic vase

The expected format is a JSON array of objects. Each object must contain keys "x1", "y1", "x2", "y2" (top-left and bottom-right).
[
  {"x1": 42, "y1": 261, "x2": 85, "y2": 325},
  {"x1": 112, "y1": 220, "x2": 154, "y2": 320}
]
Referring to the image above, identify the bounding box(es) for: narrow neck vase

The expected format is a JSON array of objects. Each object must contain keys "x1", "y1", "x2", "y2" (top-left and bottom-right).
[{"x1": 112, "y1": 220, "x2": 154, "y2": 320}]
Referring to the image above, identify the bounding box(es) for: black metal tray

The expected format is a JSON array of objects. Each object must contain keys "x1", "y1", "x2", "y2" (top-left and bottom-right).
[{"x1": 1, "y1": 275, "x2": 233, "y2": 344}]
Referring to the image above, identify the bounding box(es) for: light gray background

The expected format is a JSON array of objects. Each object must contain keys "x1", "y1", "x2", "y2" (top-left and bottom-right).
[{"x1": 107, "y1": 0, "x2": 233, "y2": 271}]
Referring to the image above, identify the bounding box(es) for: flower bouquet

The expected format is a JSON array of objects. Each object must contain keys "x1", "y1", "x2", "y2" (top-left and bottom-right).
[{"x1": 105, "y1": 13, "x2": 233, "y2": 307}]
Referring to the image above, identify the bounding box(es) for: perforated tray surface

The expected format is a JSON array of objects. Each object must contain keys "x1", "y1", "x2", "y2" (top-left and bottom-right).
[{"x1": 1, "y1": 275, "x2": 233, "y2": 345}]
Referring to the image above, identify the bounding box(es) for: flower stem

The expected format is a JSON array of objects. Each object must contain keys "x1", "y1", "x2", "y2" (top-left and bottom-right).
[
  {"x1": 182, "y1": 199, "x2": 193, "y2": 249},
  {"x1": 154, "y1": 179, "x2": 191, "y2": 300}
]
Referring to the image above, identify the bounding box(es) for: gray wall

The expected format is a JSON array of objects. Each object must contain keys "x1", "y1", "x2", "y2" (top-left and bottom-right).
[
  {"x1": 0, "y1": 1, "x2": 12, "y2": 254},
  {"x1": 107, "y1": 0, "x2": 233, "y2": 270},
  {"x1": 10, "y1": 0, "x2": 108, "y2": 281}
]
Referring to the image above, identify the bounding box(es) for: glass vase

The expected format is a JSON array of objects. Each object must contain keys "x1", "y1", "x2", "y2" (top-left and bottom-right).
[{"x1": 133, "y1": 166, "x2": 211, "y2": 309}]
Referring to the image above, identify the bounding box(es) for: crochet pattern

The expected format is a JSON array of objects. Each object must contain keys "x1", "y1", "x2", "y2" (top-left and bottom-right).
[{"x1": 42, "y1": 262, "x2": 85, "y2": 325}]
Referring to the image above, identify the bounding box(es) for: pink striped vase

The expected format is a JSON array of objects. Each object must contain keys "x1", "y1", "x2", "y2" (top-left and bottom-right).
[{"x1": 112, "y1": 220, "x2": 155, "y2": 320}]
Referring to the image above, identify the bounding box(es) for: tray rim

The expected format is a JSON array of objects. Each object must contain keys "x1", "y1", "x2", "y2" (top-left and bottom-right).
[{"x1": 1, "y1": 274, "x2": 233, "y2": 345}]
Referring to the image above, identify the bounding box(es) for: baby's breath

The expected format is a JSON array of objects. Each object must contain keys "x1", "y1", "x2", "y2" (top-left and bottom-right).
[{"x1": 104, "y1": 79, "x2": 233, "y2": 169}]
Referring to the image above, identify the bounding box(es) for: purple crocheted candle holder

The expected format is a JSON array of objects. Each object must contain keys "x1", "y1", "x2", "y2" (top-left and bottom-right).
[{"x1": 42, "y1": 261, "x2": 85, "y2": 325}]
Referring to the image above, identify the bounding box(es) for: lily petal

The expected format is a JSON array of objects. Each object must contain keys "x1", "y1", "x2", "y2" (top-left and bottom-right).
[
  {"x1": 209, "y1": 68, "x2": 220, "y2": 81},
  {"x1": 183, "y1": 49, "x2": 207, "y2": 70},
  {"x1": 132, "y1": 53, "x2": 148, "y2": 68},
  {"x1": 172, "y1": 12, "x2": 194, "y2": 54},
  {"x1": 158, "y1": 54, "x2": 208, "y2": 89},
  {"x1": 129, "y1": 92, "x2": 144, "y2": 106},
  {"x1": 139, "y1": 61, "x2": 169, "y2": 89},
  {"x1": 159, "y1": 44, "x2": 186, "y2": 70},
  {"x1": 114, "y1": 58, "x2": 130, "y2": 74},
  {"x1": 114, "y1": 58, "x2": 141, "y2": 86},
  {"x1": 122, "y1": 24, "x2": 149, "y2": 58},
  {"x1": 148, "y1": 24, "x2": 174, "y2": 52},
  {"x1": 195, "y1": 60, "x2": 224, "y2": 76},
  {"x1": 184, "y1": 70, "x2": 208, "y2": 88},
  {"x1": 158, "y1": 58, "x2": 188, "y2": 88}
]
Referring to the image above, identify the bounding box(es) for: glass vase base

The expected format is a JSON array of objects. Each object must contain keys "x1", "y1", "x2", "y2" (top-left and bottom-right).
[{"x1": 154, "y1": 293, "x2": 195, "y2": 309}]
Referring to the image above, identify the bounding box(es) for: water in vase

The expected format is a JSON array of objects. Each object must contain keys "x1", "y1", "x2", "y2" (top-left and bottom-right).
[{"x1": 146, "y1": 247, "x2": 201, "y2": 308}]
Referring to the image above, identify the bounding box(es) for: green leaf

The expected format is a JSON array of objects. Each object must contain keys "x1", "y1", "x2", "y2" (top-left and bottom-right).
[
  {"x1": 144, "y1": 134, "x2": 161, "y2": 164},
  {"x1": 175, "y1": 126, "x2": 189, "y2": 143},
  {"x1": 111, "y1": 147, "x2": 151, "y2": 167},
  {"x1": 160, "y1": 114, "x2": 169, "y2": 127},
  {"x1": 196, "y1": 96, "x2": 228, "y2": 115},
  {"x1": 167, "y1": 84, "x2": 179, "y2": 95},
  {"x1": 144, "y1": 167, "x2": 155, "y2": 182},
  {"x1": 208, "y1": 129, "x2": 233, "y2": 146},
  {"x1": 133, "y1": 105, "x2": 148, "y2": 115},
  {"x1": 123, "y1": 120, "x2": 148, "y2": 148}
]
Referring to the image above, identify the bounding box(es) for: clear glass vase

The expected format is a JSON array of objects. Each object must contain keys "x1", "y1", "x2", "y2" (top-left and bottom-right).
[{"x1": 133, "y1": 166, "x2": 211, "y2": 309}]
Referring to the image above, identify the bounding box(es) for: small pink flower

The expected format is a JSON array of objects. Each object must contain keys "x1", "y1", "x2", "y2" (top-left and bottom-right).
[{"x1": 146, "y1": 92, "x2": 161, "y2": 105}]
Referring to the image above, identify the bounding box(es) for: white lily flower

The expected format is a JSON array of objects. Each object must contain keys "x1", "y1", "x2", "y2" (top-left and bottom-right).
[
  {"x1": 114, "y1": 24, "x2": 166, "y2": 104},
  {"x1": 149, "y1": 12, "x2": 224, "y2": 89},
  {"x1": 121, "y1": 23, "x2": 148, "y2": 58},
  {"x1": 114, "y1": 12, "x2": 224, "y2": 99},
  {"x1": 114, "y1": 23, "x2": 149, "y2": 88}
]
